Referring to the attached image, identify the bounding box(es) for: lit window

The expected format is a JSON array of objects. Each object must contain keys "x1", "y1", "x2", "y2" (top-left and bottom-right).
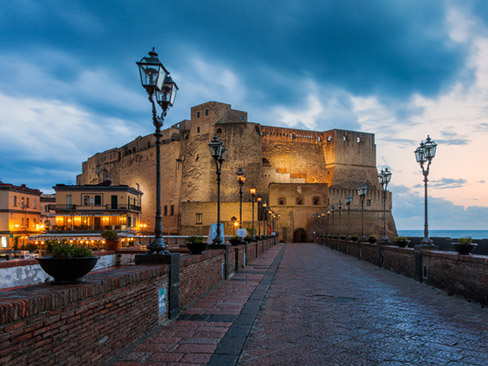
[{"x1": 195, "y1": 213, "x2": 203, "y2": 225}]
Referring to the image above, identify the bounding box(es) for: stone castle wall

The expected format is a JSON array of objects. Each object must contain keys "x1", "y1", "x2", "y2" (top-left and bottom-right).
[{"x1": 76, "y1": 101, "x2": 396, "y2": 238}]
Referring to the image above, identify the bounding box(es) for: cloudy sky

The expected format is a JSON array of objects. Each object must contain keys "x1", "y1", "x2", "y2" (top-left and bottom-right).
[{"x1": 1, "y1": 0, "x2": 488, "y2": 230}]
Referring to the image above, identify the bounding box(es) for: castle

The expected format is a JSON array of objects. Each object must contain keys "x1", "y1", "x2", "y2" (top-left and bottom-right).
[{"x1": 77, "y1": 101, "x2": 396, "y2": 241}]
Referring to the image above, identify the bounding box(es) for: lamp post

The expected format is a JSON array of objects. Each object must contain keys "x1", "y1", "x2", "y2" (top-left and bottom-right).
[
  {"x1": 378, "y1": 168, "x2": 392, "y2": 242},
  {"x1": 236, "y1": 168, "x2": 246, "y2": 229},
  {"x1": 257, "y1": 197, "x2": 262, "y2": 237},
  {"x1": 262, "y1": 202, "x2": 268, "y2": 236},
  {"x1": 209, "y1": 136, "x2": 226, "y2": 244},
  {"x1": 338, "y1": 201, "x2": 342, "y2": 235},
  {"x1": 415, "y1": 135, "x2": 437, "y2": 245},
  {"x1": 345, "y1": 196, "x2": 352, "y2": 235},
  {"x1": 136, "y1": 48, "x2": 177, "y2": 255},
  {"x1": 250, "y1": 188, "x2": 256, "y2": 239},
  {"x1": 358, "y1": 184, "x2": 369, "y2": 240},
  {"x1": 330, "y1": 205, "x2": 335, "y2": 235}
]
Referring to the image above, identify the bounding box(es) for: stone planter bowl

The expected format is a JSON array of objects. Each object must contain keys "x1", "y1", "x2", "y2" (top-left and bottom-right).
[
  {"x1": 452, "y1": 242, "x2": 478, "y2": 255},
  {"x1": 186, "y1": 242, "x2": 207, "y2": 255},
  {"x1": 37, "y1": 256, "x2": 99, "y2": 284}
]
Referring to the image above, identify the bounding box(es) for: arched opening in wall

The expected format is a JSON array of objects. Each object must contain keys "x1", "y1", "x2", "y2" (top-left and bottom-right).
[
  {"x1": 293, "y1": 228, "x2": 307, "y2": 242},
  {"x1": 216, "y1": 128, "x2": 222, "y2": 134},
  {"x1": 262, "y1": 158, "x2": 271, "y2": 167}
]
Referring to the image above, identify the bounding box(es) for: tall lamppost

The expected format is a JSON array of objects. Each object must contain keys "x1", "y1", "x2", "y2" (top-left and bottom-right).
[
  {"x1": 330, "y1": 205, "x2": 335, "y2": 234},
  {"x1": 358, "y1": 184, "x2": 369, "y2": 240},
  {"x1": 415, "y1": 135, "x2": 437, "y2": 245},
  {"x1": 262, "y1": 202, "x2": 268, "y2": 236},
  {"x1": 257, "y1": 196, "x2": 262, "y2": 237},
  {"x1": 250, "y1": 188, "x2": 256, "y2": 239},
  {"x1": 209, "y1": 136, "x2": 226, "y2": 244},
  {"x1": 378, "y1": 168, "x2": 392, "y2": 242},
  {"x1": 136, "y1": 48, "x2": 178, "y2": 255},
  {"x1": 345, "y1": 196, "x2": 352, "y2": 235},
  {"x1": 338, "y1": 201, "x2": 342, "y2": 235},
  {"x1": 236, "y1": 168, "x2": 246, "y2": 229}
]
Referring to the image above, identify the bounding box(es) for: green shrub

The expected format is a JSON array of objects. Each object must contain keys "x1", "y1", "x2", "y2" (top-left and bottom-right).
[
  {"x1": 458, "y1": 237, "x2": 472, "y2": 245},
  {"x1": 187, "y1": 236, "x2": 204, "y2": 244},
  {"x1": 46, "y1": 240, "x2": 93, "y2": 258},
  {"x1": 101, "y1": 230, "x2": 119, "y2": 241},
  {"x1": 368, "y1": 236, "x2": 377, "y2": 244}
]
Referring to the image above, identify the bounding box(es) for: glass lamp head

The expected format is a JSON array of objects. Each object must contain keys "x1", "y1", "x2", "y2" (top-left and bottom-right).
[
  {"x1": 136, "y1": 48, "x2": 168, "y2": 95},
  {"x1": 156, "y1": 75, "x2": 178, "y2": 111},
  {"x1": 208, "y1": 136, "x2": 225, "y2": 160}
]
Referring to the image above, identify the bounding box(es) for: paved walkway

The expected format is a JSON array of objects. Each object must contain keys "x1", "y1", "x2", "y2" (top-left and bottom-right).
[{"x1": 109, "y1": 244, "x2": 488, "y2": 366}]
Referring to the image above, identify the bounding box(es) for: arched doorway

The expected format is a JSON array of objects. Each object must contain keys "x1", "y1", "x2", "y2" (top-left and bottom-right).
[{"x1": 293, "y1": 228, "x2": 307, "y2": 242}]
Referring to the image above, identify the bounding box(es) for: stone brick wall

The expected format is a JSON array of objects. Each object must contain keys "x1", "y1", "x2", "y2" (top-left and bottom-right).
[
  {"x1": 0, "y1": 237, "x2": 278, "y2": 365},
  {"x1": 0, "y1": 265, "x2": 169, "y2": 366},
  {"x1": 321, "y1": 239, "x2": 488, "y2": 305}
]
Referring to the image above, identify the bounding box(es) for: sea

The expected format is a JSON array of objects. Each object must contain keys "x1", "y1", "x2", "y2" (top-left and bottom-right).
[{"x1": 398, "y1": 230, "x2": 488, "y2": 240}]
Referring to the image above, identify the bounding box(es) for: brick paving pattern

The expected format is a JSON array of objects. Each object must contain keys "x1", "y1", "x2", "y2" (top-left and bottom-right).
[
  {"x1": 238, "y1": 243, "x2": 488, "y2": 366},
  {"x1": 108, "y1": 245, "x2": 282, "y2": 366},
  {"x1": 109, "y1": 243, "x2": 488, "y2": 365}
]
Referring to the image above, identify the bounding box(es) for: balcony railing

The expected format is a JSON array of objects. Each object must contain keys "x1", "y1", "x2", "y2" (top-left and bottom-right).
[{"x1": 54, "y1": 204, "x2": 141, "y2": 212}]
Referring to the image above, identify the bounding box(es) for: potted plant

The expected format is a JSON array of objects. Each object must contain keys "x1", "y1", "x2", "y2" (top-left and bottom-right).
[
  {"x1": 350, "y1": 236, "x2": 359, "y2": 242},
  {"x1": 452, "y1": 237, "x2": 478, "y2": 255},
  {"x1": 229, "y1": 236, "x2": 243, "y2": 245},
  {"x1": 394, "y1": 236, "x2": 410, "y2": 248},
  {"x1": 186, "y1": 236, "x2": 207, "y2": 254},
  {"x1": 101, "y1": 230, "x2": 119, "y2": 250},
  {"x1": 37, "y1": 240, "x2": 98, "y2": 284},
  {"x1": 368, "y1": 236, "x2": 377, "y2": 244}
]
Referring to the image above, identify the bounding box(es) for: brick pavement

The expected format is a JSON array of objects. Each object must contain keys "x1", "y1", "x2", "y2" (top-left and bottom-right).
[
  {"x1": 107, "y1": 245, "x2": 283, "y2": 366},
  {"x1": 109, "y1": 244, "x2": 488, "y2": 366},
  {"x1": 238, "y1": 243, "x2": 488, "y2": 366}
]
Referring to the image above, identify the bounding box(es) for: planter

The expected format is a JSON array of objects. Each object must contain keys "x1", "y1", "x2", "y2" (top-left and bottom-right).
[
  {"x1": 186, "y1": 242, "x2": 207, "y2": 255},
  {"x1": 37, "y1": 256, "x2": 99, "y2": 284},
  {"x1": 229, "y1": 239, "x2": 243, "y2": 246},
  {"x1": 452, "y1": 242, "x2": 478, "y2": 255},
  {"x1": 395, "y1": 240, "x2": 410, "y2": 248},
  {"x1": 106, "y1": 240, "x2": 120, "y2": 251}
]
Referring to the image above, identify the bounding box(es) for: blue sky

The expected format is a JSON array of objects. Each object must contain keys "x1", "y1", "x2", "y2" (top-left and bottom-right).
[{"x1": 1, "y1": 0, "x2": 488, "y2": 229}]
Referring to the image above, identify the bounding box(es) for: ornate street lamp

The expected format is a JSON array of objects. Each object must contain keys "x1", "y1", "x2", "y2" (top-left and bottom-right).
[
  {"x1": 236, "y1": 168, "x2": 246, "y2": 229},
  {"x1": 256, "y1": 196, "x2": 262, "y2": 237},
  {"x1": 262, "y1": 202, "x2": 268, "y2": 236},
  {"x1": 358, "y1": 183, "x2": 369, "y2": 240},
  {"x1": 378, "y1": 168, "x2": 392, "y2": 242},
  {"x1": 345, "y1": 196, "x2": 352, "y2": 235},
  {"x1": 136, "y1": 48, "x2": 177, "y2": 256},
  {"x1": 209, "y1": 136, "x2": 226, "y2": 244},
  {"x1": 415, "y1": 135, "x2": 438, "y2": 245},
  {"x1": 330, "y1": 204, "x2": 335, "y2": 234},
  {"x1": 338, "y1": 201, "x2": 342, "y2": 235},
  {"x1": 249, "y1": 188, "x2": 256, "y2": 239}
]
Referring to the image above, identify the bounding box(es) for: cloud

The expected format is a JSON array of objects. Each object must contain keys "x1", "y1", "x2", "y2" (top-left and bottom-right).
[
  {"x1": 436, "y1": 138, "x2": 470, "y2": 145},
  {"x1": 392, "y1": 184, "x2": 488, "y2": 229},
  {"x1": 427, "y1": 178, "x2": 467, "y2": 189}
]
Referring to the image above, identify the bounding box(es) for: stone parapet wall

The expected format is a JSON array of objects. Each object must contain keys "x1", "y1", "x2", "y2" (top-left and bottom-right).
[
  {"x1": 0, "y1": 237, "x2": 277, "y2": 366},
  {"x1": 320, "y1": 239, "x2": 488, "y2": 305}
]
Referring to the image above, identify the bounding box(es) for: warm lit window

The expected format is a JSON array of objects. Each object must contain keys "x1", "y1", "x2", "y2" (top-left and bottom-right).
[
  {"x1": 312, "y1": 196, "x2": 320, "y2": 205},
  {"x1": 278, "y1": 197, "x2": 286, "y2": 205},
  {"x1": 195, "y1": 213, "x2": 203, "y2": 225}
]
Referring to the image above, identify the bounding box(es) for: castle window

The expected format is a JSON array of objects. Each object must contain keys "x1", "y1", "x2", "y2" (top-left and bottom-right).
[
  {"x1": 94, "y1": 195, "x2": 102, "y2": 206},
  {"x1": 164, "y1": 205, "x2": 168, "y2": 216},
  {"x1": 262, "y1": 158, "x2": 271, "y2": 167},
  {"x1": 278, "y1": 197, "x2": 286, "y2": 205},
  {"x1": 195, "y1": 154, "x2": 199, "y2": 161},
  {"x1": 170, "y1": 205, "x2": 174, "y2": 216},
  {"x1": 195, "y1": 213, "x2": 203, "y2": 225},
  {"x1": 327, "y1": 136, "x2": 333, "y2": 142},
  {"x1": 367, "y1": 199, "x2": 372, "y2": 207},
  {"x1": 216, "y1": 128, "x2": 222, "y2": 134},
  {"x1": 343, "y1": 135, "x2": 347, "y2": 141},
  {"x1": 205, "y1": 109, "x2": 209, "y2": 116},
  {"x1": 13, "y1": 196, "x2": 17, "y2": 207},
  {"x1": 296, "y1": 197, "x2": 304, "y2": 205},
  {"x1": 197, "y1": 127, "x2": 200, "y2": 133},
  {"x1": 312, "y1": 196, "x2": 320, "y2": 205},
  {"x1": 356, "y1": 137, "x2": 361, "y2": 143},
  {"x1": 196, "y1": 111, "x2": 200, "y2": 118}
]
